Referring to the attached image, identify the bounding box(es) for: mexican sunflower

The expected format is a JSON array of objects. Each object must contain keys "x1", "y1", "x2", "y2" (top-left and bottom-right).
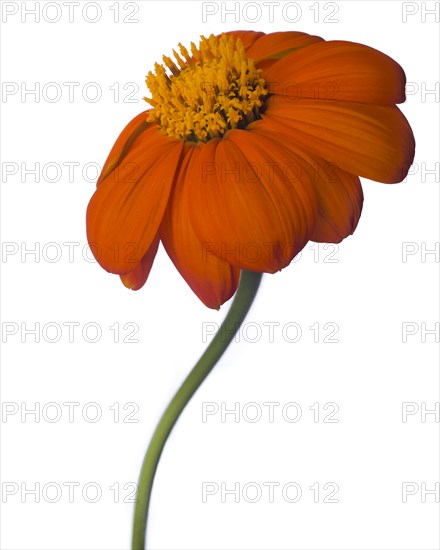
[{"x1": 86, "y1": 31, "x2": 415, "y2": 309}]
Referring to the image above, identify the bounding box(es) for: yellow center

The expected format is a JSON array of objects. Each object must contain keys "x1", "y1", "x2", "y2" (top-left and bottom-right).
[{"x1": 144, "y1": 33, "x2": 268, "y2": 142}]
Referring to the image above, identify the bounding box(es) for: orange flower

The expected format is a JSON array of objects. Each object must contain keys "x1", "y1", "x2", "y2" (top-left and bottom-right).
[{"x1": 86, "y1": 31, "x2": 415, "y2": 309}]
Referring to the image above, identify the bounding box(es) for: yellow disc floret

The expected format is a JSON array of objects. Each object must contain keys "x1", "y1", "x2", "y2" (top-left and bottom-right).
[{"x1": 145, "y1": 34, "x2": 268, "y2": 142}]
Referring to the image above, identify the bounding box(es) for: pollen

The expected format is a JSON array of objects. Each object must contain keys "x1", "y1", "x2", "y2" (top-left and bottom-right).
[{"x1": 144, "y1": 34, "x2": 268, "y2": 142}]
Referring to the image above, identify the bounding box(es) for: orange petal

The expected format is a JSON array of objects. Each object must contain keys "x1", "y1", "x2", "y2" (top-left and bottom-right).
[
  {"x1": 161, "y1": 144, "x2": 240, "y2": 309},
  {"x1": 263, "y1": 41, "x2": 406, "y2": 105},
  {"x1": 97, "y1": 110, "x2": 151, "y2": 187},
  {"x1": 86, "y1": 126, "x2": 184, "y2": 274},
  {"x1": 310, "y1": 164, "x2": 364, "y2": 243},
  {"x1": 186, "y1": 130, "x2": 317, "y2": 273},
  {"x1": 223, "y1": 30, "x2": 265, "y2": 51},
  {"x1": 120, "y1": 235, "x2": 160, "y2": 290},
  {"x1": 249, "y1": 118, "x2": 364, "y2": 243},
  {"x1": 246, "y1": 31, "x2": 324, "y2": 64},
  {"x1": 263, "y1": 100, "x2": 415, "y2": 183},
  {"x1": 308, "y1": 165, "x2": 363, "y2": 243}
]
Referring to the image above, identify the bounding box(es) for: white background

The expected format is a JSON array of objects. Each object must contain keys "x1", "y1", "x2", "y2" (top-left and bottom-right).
[{"x1": 1, "y1": 1, "x2": 439, "y2": 549}]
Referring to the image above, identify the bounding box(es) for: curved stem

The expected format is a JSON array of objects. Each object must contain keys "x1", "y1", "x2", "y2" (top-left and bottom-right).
[{"x1": 132, "y1": 270, "x2": 263, "y2": 549}]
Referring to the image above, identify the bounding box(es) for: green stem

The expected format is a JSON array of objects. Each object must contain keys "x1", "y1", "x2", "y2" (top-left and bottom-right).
[{"x1": 132, "y1": 270, "x2": 263, "y2": 550}]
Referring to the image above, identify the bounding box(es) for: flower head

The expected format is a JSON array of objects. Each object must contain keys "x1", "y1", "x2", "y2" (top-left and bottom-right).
[{"x1": 86, "y1": 31, "x2": 415, "y2": 309}]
